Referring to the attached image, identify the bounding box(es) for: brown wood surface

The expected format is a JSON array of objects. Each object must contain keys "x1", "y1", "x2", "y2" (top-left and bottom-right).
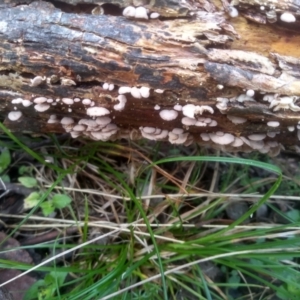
[{"x1": 1, "y1": 0, "x2": 300, "y2": 154}]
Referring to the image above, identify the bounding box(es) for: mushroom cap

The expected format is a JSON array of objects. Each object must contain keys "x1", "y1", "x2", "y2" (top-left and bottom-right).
[
  {"x1": 34, "y1": 104, "x2": 50, "y2": 112},
  {"x1": 181, "y1": 117, "x2": 196, "y2": 126},
  {"x1": 61, "y1": 117, "x2": 75, "y2": 125},
  {"x1": 135, "y1": 6, "x2": 148, "y2": 19},
  {"x1": 142, "y1": 127, "x2": 156, "y2": 134},
  {"x1": 248, "y1": 134, "x2": 266, "y2": 141},
  {"x1": 182, "y1": 104, "x2": 196, "y2": 119},
  {"x1": 86, "y1": 106, "x2": 110, "y2": 117},
  {"x1": 82, "y1": 99, "x2": 92, "y2": 105},
  {"x1": 8, "y1": 111, "x2": 22, "y2": 121},
  {"x1": 62, "y1": 98, "x2": 74, "y2": 105},
  {"x1": 267, "y1": 121, "x2": 280, "y2": 127},
  {"x1": 200, "y1": 133, "x2": 210, "y2": 141},
  {"x1": 123, "y1": 6, "x2": 136, "y2": 17},
  {"x1": 231, "y1": 137, "x2": 244, "y2": 147},
  {"x1": 22, "y1": 100, "x2": 32, "y2": 107},
  {"x1": 173, "y1": 104, "x2": 182, "y2": 111},
  {"x1": 34, "y1": 97, "x2": 48, "y2": 104},
  {"x1": 227, "y1": 115, "x2": 247, "y2": 124},
  {"x1": 159, "y1": 109, "x2": 178, "y2": 121},
  {"x1": 95, "y1": 117, "x2": 112, "y2": 126},
  {"x1": 11, "y1": 98, "x2": 23, "y2": 104},
  {"x1": 139, "y1": 86, "x2": 150, "y2": 98},
  {"x1": 209, "y1": 120, "x2": 218, "y2": 127},
  {"x1": 280, "y1": 12, "x2": 296, "y2": 23},
  {"x1": 118, "y1": 86, "x2": 132, "y2": 94},
  {"x1": 131, "y1": 87, "x2": 141, "y2": 99},
  {"x1": 209, "y1": 133, "x2": 235, "y2": 145}
]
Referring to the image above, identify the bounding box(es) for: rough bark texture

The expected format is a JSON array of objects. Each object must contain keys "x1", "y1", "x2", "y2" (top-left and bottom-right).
[{"x1": 1, "y1": 0, "x2": 300, "y2": 155}]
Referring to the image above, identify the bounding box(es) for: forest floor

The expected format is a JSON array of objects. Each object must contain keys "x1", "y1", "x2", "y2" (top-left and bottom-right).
[{"x1": 0, "y1": 132, "x2": 300, "y2": 300}]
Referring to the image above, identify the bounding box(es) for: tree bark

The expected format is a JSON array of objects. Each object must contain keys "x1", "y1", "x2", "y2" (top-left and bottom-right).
[{"x1": 1, "y1": 0, "x2": 300, "y2": 155}]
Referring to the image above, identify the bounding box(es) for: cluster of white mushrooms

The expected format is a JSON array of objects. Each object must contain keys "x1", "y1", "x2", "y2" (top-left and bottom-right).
[
  {"x1": 200, "y1": 131, "x2": 280, "y2": 154},
  {"x1": 123, "y1": 6, "x2": 159, "y2": 20},
  {"x1": 6, "y1": 73, "x2": 300, "y2": 155},
  {"x1": 228, "y1": 3, "x2": 297, "y2": 24}
]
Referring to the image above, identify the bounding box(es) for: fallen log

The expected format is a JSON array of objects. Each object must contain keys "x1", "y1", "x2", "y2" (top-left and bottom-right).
[{"x1": 1, "y1": 0, "x2": 300, "y2": 155}]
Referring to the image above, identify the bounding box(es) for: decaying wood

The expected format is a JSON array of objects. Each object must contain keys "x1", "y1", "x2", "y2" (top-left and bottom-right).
[{"x1": 1, "y1": 0, "x2": 300, "y2": 155}]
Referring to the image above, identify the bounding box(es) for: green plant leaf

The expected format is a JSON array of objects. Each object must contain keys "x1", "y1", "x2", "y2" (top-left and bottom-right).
[
  {"x1": 24, "y1": 192, "x2": 41, "y2": 210},
  {"x1": 51, "y1": 194, "x2": 72, "y2": 209},
  {"x1": 1, "y1": 175, "x2": 10, "y2": 183},
  {"x1": 18, "y1": 176, "x2": 37, "y2": 188},
  {"x1": 19, "y1": 165, "x2": 32, "y2": 175},
  {"x1": 0, "y1": 148, "x2": 10, "y2": 173},
  {"x1": 24, "y1": 279, "x2": 45, "y2": 300},
  {"x1": 40, "y1": 201, "x2": 55, "y2": 216},
  {"x1": 285, "y1": 209, "x2": 300, "y2": 222}
]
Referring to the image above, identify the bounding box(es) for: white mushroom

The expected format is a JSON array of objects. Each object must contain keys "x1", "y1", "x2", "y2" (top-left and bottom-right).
[
  {"x1": 196, "y1": 105, "x2": 214, "y2": 115},
  {"x1": 139, "y1": 86, "x2": 150, "y2": 98},
  {"x1": 143, "y1": 127, "x2": 156, "y2": 134},
  {"x1": 267, "y1": 121, "x2": 280, "y2": 127},
  {"x1": 34, "y1": 97, "x2": 48, "y2": 104},
  {"x1": 114, "y1": 95, "x2": 127, "y2": 111},
  {"x1": 86, "y1": 107, "x2": 110, "y2": 117},
  {"x1": 246, "y1": 89, "x2": 255, "y2": 97},
  {"x1": 140, "y1": 127, "x2": 168, "y2": 140},
  {"x1": 96, "y1": 117, "x2": 112, "y2": 126},
  {"x1": 102, "y1": 83, "x2": 109, "y2": 90},
  {"x1": 70, "y1": 131, "x2": 81, "y2": 138},
  {"x1": 72, "y1": 124, "x2": 86, "y2": 131},
  {"x1": 248, "y1": 134, "x2": 266, "y2": 141},
  {"x1": 173, "y1": 104, "x2": 182, "y2": 111},
  {"x1": 8, "y1": 111, "x2": 22, "y2": 121},
  {"x1": 208, "y1": 120, "x2": 218, "y2": 127},
  {"x1": 30, "y1": 76, "x2": 46, "y2": 87},
  {"x1": 227, "y1": 115, "x2": 247, "y2": 124},
  {"x1": 168, "y1": 131, "x2": 188, "y2": 144},
  {"x1": 200, "y1": 133, "x2": 210, "y2": 141},
  {"x1": 118, "y1": 86, "x2": 132, "y2": 94},
  {"x1": 159, "y1": 109, "x2": 178, "y2": 121},
  {"x1": 150, "y1": 12, "x2": 160, "y2": 19},
  {"x1": 237, "y1": 94, "x2": 254, "y2": 102},
  {"x1": 47, "y1": 114, "x2": 58, "y2": 124},
  {"x1": 231, "y1": 137, "x2": 244, "y2": 147},
  {"x1": 34, "y1": 104, "x2": 50, "y2": 112},
  {"x1": 280, "y1": 12, "x2": 296, "y2": 23},
  {"x1": 23, "y1": 100, "x2": 33, "y2": 107},
  {"x1": 79, "y1": 119, "x2": 98, "y2": 128},
  {"x1": 82, "y1": 99, "x2": 92, "y2": 105},
  {"x1": 228, "y1": 6, "x2": 238, "y2": 18},
  {"x1": 61, "y1": 117, "x2": 75, "y2": 125},
  {"x1": 182, "y1": 104, "x2": 196, "y2": 119},
  {"x1": 11, "y1": 98, "x2": 23, "y2": 104},
  {"x1": 249, "y1": 140, "x2": 264, "y2": 150},
  {"x1": 130, "y1": 87, "x2": 141, "y2": 99},
  {"x1": 123, "y1": 6, "x2": 136, "y2": 18},
  {"x1": 209, "y1": 133, "x2": 235, "y2": 145},
  {"x1": 62, "y1": 98, "x2": 74, "y2": 105},
  {"x1": 135, "y1": 6, "x2": 148, "y2": 19},
  {"x1": 195, "y1": 121, "x2": 206, "y2": 127},
  {"x1": 181, "y1": 117, "x2": 197, "y2": 126}
]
